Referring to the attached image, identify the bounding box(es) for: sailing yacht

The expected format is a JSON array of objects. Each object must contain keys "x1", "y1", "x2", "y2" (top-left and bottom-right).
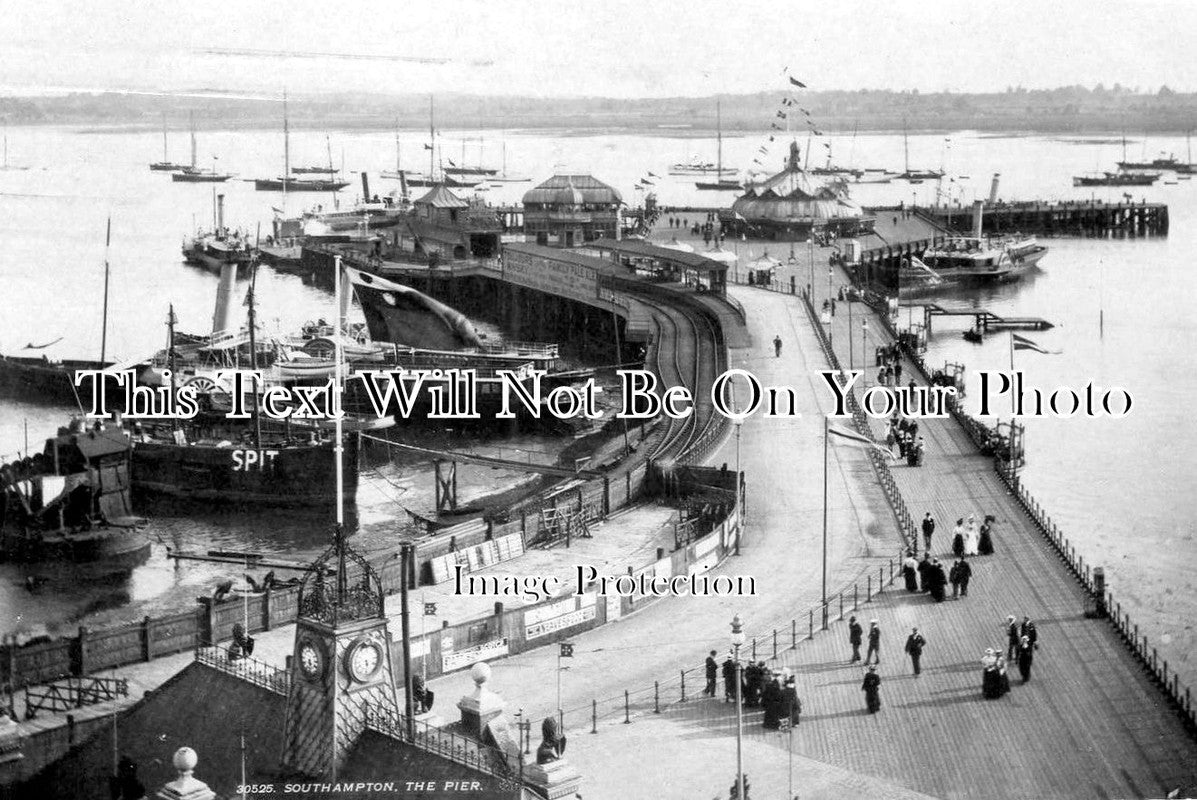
[
  {"x1": 695, "y1": 102, "x2": 741, "y2": 191},
  {"x1": 252, "y1": 95, "x2": 349, "y2": 192}
]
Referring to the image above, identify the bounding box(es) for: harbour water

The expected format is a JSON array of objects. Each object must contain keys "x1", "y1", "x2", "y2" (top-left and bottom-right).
[{"x1": 0, "y1": 124, "x2": 1193, "y2": 687}]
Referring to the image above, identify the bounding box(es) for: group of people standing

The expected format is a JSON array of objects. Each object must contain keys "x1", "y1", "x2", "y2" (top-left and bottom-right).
[
  {"x1": 982, "y1": 615, "x2": 1042, "y2": 698},
  {"x1": 951, "y1": 513, "x2": 996, "y2": 557},
  {"x1": 888, "y1": 415, "x2": 924, "y2": 466},
  {"x1": 707, "y1": 651, "x2": 802, "y2": 730}
]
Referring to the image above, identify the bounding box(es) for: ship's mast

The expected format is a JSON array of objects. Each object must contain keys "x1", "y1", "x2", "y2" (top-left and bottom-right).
[
  {"x1": 428, "y1": 95, "x2": 435, "y2": 182},
  {"x1": 247, "y1": 255, "x2": 262, "y2": 449},
  {"x1": 283, "y1": 90, "x2": 290, "y2": 202},
  {"x1": 100, "y1": 217, "x2": 111, "y2": 364},
  {"x1": 189, "y1": 111, "x2": 197, "y2": 171},
  {"x1": 333, "y1": 255, "x2": 345, "y2": 529},
  {"x1": 162, "y1": 113, "x2": 168, "y2": 162},
  {"x1": 716, "y1": 100, "x2": 722, "y2": 176},
  {"x1": 395, "y1": 117, "x2": 401, "y2": 173}
]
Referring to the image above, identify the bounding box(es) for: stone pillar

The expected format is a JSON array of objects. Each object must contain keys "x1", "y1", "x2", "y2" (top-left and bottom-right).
[
  {"x1": 457, "y1": 663, "x2": 505, "y2": 739},
  {"x1": 155, "y1": 747, "x2": 215, "y2": 800},
  {"x1": 0, "y1": 714, "x2": 24, "y2": 785},
  {"x1": 523, "y1": 759, "x2": 582, "y2": 800}
]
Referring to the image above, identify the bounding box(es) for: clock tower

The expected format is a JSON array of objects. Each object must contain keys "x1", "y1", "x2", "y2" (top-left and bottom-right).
[{"x1": 281, "y1": 527, "x2": 400, "y2": 779}]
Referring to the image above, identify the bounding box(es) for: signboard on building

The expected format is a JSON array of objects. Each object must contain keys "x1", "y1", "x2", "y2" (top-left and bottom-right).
[
  {"x1": 502, "y1": 245, "x2": 610, "y2": 308},
  {"x1": 442, "y1": 638, "x2": 510, "y2": 672},
  {"x1": 524, "y1": 597, "x2": 597, "y2": 641}
]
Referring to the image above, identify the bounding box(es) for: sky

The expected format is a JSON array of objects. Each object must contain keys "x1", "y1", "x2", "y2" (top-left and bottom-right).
[{"x1": 2, "y1": 0, "x2": 1196, "y2": 99}]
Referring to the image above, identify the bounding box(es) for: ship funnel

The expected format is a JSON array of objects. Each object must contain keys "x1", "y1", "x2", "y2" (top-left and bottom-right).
[
  {"x1": 339, "y1": 266, "x2": 353, "y2": 331},
  {"x1": 988, "y1": 174, "x2": 1001, "y2": 205},
  {"x1": 212, "y1": 261, "x2": 238, "y2": 336},
  {"x1": 972, "y1": 200, "x2": 985, "y2": 239},
  {"x1": 216, "y1": 193, "x2": 225, "y2": 234},
  {"x1": 361, "y1": 172, "x2": 371, "y2": 202}
]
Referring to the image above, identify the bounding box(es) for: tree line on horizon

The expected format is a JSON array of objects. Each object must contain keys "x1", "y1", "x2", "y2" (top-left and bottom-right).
[{"x1": 2, "y1": 85, "x2": 1195, "y2": 133}]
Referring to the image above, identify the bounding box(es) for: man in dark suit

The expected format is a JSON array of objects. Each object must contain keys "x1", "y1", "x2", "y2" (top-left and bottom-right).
[
  {"x1": 905, "y1": 627, "x2": 927, "y2": 676},
  {"x1": 848, "y1": 616, "x2": 863, "y2": 663},
  {"x1": 704, "y1": 650, "x2": 718, "y2": 697},
  {"x1": 922, "y1": 513, "x2": 936, "y2": 553},
  {"x1": 865, "y1": 620, "x2": 881, "y2": 665}
]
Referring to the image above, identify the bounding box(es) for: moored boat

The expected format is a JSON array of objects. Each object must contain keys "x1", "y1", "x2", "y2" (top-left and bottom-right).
[
  {"x1": 1072, "y1": 171, "x2": 1158, "y2": 187},
  {"x1": 1, "y1": 420, "x2": 150, "y2": 563},
  {"x1": 919, "y1": 234, "x2": 1047, "y2": 283}
]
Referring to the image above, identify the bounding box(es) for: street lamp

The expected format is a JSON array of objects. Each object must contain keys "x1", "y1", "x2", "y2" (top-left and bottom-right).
[
  {"x1": 734, "y1": 417, "x2": 743, "y2": 555},
  {"x1": 731, "y1": 614, "x2": 746, "y2": 800},
  {"x1": 861, "y1": 319, "x2": 870, "y2": 386},
  {"x1": 807, "y1": 236, "x2": 815, "y2": 298},
  {"x1": 847, "y1": 293, "x2": 853, "y2": 371},
  {"x1": 827, "y1": 266, "x2": 833, "y2": 306}
]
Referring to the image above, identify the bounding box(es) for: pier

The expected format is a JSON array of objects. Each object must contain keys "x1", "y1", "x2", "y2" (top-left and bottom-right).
[
  {"x1": 918, "y1": 199, "x2": 1169, "y2": 238},
  {"x1": 921, "y1": 304, "x2": 1055, "y2": 333}
]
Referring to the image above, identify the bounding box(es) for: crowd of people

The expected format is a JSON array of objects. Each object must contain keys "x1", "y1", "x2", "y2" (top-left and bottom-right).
[
  {"x1": 950, "y1": 513, "x2": 996, "y2": 557},
  {"x1": 708, "y1": 652, "x2": 803, "y2": 731},
  {"x1": 887, "y1": 415, "x2": 924, "y2": 466},
  {"x1": 984, "y1": 615, "x2": 1040, "y2": 697}
]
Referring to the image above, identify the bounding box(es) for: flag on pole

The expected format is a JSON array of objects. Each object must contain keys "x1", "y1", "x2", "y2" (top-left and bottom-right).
[
  {"x1": 424, "y1": 602, "x2": 437, "y2": 615},
  {"x1": 788, "y1": 77, "x2": 807, "y2": 88},
  {"x1": 828, "y1": 422, "x2": 894, "y2": 458},
  {"x1": 1011, "y1": 333, "x2": 1059, "y2": 354},
  {"x1": 559, "y1": 643, "x2": 574, "y2": 658}
]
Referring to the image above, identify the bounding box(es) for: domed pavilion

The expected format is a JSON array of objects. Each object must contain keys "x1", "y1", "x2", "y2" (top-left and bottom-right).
[
  {"x1": 724, "y1": 141, "x2": 874, "y2": 241},
  {"x1": 523, "y1": 174, "x2": 623, "y2": 246}
]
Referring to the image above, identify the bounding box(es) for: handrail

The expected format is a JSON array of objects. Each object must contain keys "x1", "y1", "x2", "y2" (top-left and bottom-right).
[{"x1": 194, "y1": 645, "x2": 290, "y2": 696}]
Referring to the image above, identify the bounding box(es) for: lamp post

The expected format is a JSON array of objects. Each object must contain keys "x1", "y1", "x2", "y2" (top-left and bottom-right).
[
  {"x1": 821, "y1": 416, "x2": 829, "y2": 630},
  {"x1": 734, "y1": 417, "x2": 743, "y2": 555},
  {"x1": 861, "y1": 319, "x2": 869, "y2": 386},
  {"x1": 807, "y1": 236, "x2": 815, "y2": 298},
  {"x1": 827, "y1": 265, "x2": 833, "y2": 306},
  {"x1": 847, "y1": 292, "x2": 853, "y2": 371},
  {"x1": 731, "y1": 615, "x2": 746, "y2": 800}
]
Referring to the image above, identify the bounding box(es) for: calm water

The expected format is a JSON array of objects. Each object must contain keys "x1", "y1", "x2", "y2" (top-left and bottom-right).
[{"x1": 1, "y1": 125, "x2": 1194, "y2": 684}]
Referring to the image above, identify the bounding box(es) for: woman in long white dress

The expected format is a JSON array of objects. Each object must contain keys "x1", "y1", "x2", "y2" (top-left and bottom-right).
[{"x1": 964, "y1": 513, "x2": 980, "y2": 556}]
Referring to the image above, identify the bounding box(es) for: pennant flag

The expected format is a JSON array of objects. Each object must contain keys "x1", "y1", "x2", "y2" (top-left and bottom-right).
[
  {"x1": 1012, "y1": 333, "x2": 1060, "y2": 354},
  {"x1": 647, "y1": 171, "x2": 659, "y2": 178},
  {"x1": 776, "y1": 111, "x2": 787, "y2": 119},
  {"x1": 447, "y1": 158, "x2": 457, "y2": 166},
  {"x1": 560, "y1": 642, "x2": 574, "y2": 658},
  {"x1": 789, "y1": 77, "x2": 807, "y2": 88},
  {"x1": 423, "y1": 143, "x2": 433, "y2": 150},
  {"x1": 424, "y1": 602, "x2": 437, "y2": 615},
  {"x1": 768, "y1": 135, "x2": 775, "y2": 142},
  {"x1": 270, "y1": 206, "x2": 284, "y2": 215},
  {"x1": 771, "y1": 123, "x2": 782, "y2": 130},
  {"x1": 813, "y1": 129, "x2": 823, "y2": 136},
  {"x1": 828, "y1": 422, "x2": 894, "y2": 458}
]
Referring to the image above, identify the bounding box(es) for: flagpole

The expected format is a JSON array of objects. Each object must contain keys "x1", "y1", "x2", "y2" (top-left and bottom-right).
[
  {"x1": 421, "y1": 591, "x2": 427, "y2": 683},
  {"x1": 1009, "y1": 333, "x2": 1015, "y2": 480},
  {"x1": 822, "y1": 414, "x2": 828, "y2": 631}
]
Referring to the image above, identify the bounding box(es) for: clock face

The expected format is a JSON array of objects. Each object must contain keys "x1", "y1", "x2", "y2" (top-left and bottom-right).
[
  {"x1": 299, "y1": 641, "x2": 323, "y2": 679},
  {"x1": 348, "y1": 641, "x2": 382, "y2": 682}
]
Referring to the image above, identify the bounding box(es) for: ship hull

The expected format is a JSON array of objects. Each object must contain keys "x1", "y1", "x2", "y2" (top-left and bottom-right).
[
  {"x1": 172, "y1": 172, "x2": 232, "y2": 183},
  {"x1": 0, "y1": 355, "x2": 128, "y2": 407},
  {"x1": 254, "y1": 178, "x2": 350, "y2": 192},
  {"x1": 131, "y1": 434, "x2": 360, "y2": 507}
]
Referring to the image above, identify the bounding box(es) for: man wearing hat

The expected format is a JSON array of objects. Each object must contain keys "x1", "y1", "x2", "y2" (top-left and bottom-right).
[
  {"x1": 848, "y1": 615, "x2": 863, "y2": 663},
  {"x1": 704, "y1": 650, "x2": 718, "y2": 697},
  {"x1": 1006, "y1": 616, "x2": 1020, "y2": 660},
  {"x1": 865, "y1": 620, "x2": 881, "y2": 665},
  {"x1": 862, "y1": 666, "x2": 882, "y2": 713},
  {"x1": 905, "y1": 627, "x2": 927, "y2": 676}
]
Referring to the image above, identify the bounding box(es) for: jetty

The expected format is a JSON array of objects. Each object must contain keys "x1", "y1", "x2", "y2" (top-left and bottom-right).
[
  {"x1": 918, "y1": 198, "x2": 1169, "y2": 238},
  {"x1": 920, "y1": 303, "x2": 1055, "y2": 333}
]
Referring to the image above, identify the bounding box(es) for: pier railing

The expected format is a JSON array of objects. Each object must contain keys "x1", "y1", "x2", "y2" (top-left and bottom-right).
[
  {"x1": 819, "y1": 282, "x2": 1197, "y2": 736},
  {"x1": 995, "y1": 466, "x2": 1196, "y2": 733},
  {"x1": 193, "y1": 645, "x2": 290, "y2": 696},
  {"x1": 549, "y1": 552, "x2": 904, "y2": 736}
]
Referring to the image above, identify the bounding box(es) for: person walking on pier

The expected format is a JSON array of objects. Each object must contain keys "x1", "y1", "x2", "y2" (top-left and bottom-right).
[
  {"x1": 865, "y1": 620, "x2": 881, "y2": 665},
  {"x1": 848, "y1": 615, "x2": 863, "y2": 662},
  {"x1": 903, "y1": 551, "x2": 919, "y2": 592},
  {"x1": 722, "y1": 653, "x2": 737, "y2": 703},
  {"x1": 1020, "y1": 617, "x2": 1039, "y2": 649},
  {"x1": 773, "y1": 335, "x2": 783, "y2": 357},
  {"x1": 949, "y1": 559, "x2": 962, "y2": 599},
  {"x1": 705, "y1": 650, "x2": 719, "y2": 697},
  {"x1": 862, "y1": 666, "x2": 882, "y2": 713},
  {"x1": 783, "y1": 675, "x2": 801, "y2": 726},
  {"x1": 1017, "y1": 634, "x2": 1035, "y2": 683},
  {"x1": 927, "y1": 559, "x2": 947, "y2": 602},
  {"x1": 956, "y1": 556, "x2": 973, "y2": 597},
  {"x1": 952, "y1": 519, "x2": 965, "y2": 558},
  {"x1": 917, "y1": 553, "x2": 932, "y2": 593},
  {"x1": 1006, "y1": 616, "x2": 1021, "y2": 660},
  {"x1": 922, "y1": 513, "x2": 936, "y2": 553},
  {"x1": 978, "y1": 516, "x2": 995, "y2": 555},
  {"x1": 905, "y1": 627, "x2": 927, "y2": 676}
]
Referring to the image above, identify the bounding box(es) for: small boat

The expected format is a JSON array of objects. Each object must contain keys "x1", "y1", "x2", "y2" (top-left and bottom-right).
[
  {"x1": 254, "y1": 176, "x2": 350, "y2": 192},
  {"x1": 1, "y1": 420, "x2": 150, "y2": 564},
  {"x1": 695, "y1": 102, "x2": 741, "y2": 191},
  {"x1": 1072, "y1": 171, "x2": 1158, "y2": 187},
  {"x1": 148, "y1": 114, "x2": 186, "y2": 172},
  {"x1": 172, "y1": 167, "x2": 232, "y2": 183},
  {"x1": 963, "y1": 328, "x2": 983, "y2": 343},
  {"x1": 292, "y1": 165, "x2": 339, "y2": 174}
]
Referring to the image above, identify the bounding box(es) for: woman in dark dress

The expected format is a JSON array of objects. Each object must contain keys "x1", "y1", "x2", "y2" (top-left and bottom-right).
[
  {"x1": 722, "y1": 655, "x2": 737, "y2": 702},
  {"x1": 862, "y1": 667, "x2": 881, "y2": 713},
  {"x1": 978, "y1": 519, "x2": 995, "y2": 555},
  {"x1": 761, "y1": 674, "x2": 784, "y2": 729},
  {"x1": 783, "y1": 677, "x2": 801, "y2": 726},
  {"x1": 903, "y1": 551, "x2": 919, "y2": 592}
]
